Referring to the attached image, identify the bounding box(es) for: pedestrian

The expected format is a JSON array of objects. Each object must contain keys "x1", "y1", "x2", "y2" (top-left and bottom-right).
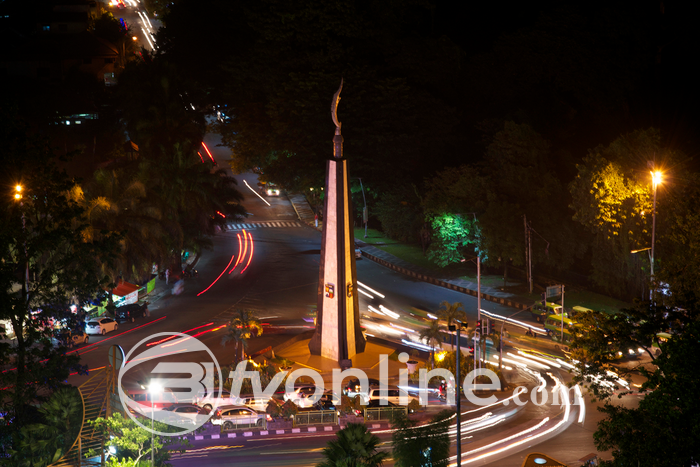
[
  {"x1": 165, "y1": 268, "x2": 170, "y2": 285},
  {"x1": 527, "y1": 327, "x2": 533, "y2": 337},
  {"x1": 315, "y1": 213, "x2": 318, "y2": 228}
]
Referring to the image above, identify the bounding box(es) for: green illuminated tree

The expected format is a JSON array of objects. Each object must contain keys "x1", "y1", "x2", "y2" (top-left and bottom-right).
[{"x1": 423, "y1": 122, "x2": 578, "y2": 274}]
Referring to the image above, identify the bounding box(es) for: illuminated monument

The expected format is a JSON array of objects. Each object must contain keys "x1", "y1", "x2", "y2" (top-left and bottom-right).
[{"x1": 309, "y1": 80, "x2": 366, "y2": 362}]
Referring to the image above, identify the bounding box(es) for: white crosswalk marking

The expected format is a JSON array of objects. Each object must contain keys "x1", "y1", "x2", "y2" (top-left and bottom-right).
[{"x1": 226, "y1": 221, "x2": 302, "y2": 231}]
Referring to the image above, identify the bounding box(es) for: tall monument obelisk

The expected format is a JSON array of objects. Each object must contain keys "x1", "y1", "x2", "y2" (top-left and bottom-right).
[{"x1": 309, "y1": 80, "x2": 366, "y2": 362}]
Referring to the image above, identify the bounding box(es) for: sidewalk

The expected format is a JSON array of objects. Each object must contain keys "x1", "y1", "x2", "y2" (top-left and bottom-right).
[
  {"x1": 286, "y1": 192, "x2": 531, "y2": 312},
  {"x1": 137, "y1": 253, "x2": 200, "y2": 309}
]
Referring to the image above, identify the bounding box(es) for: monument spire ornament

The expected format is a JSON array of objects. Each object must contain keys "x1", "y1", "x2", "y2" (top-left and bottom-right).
[
  {"x1": 309, "y1": 79, "x2": 366, "y2": 363},
  {"x1": 331, "y1": 78, "x2": 343, "y2": 134}
]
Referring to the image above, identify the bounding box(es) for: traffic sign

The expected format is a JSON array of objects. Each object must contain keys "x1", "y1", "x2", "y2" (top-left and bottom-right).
[{"x1": 546, "y1": 285, "x2": 562, "y2": 298}]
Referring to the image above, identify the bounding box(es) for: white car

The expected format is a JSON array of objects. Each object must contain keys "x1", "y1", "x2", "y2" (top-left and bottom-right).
[
  {"x1": 161, "y1": 404, "x2": 211, "y2": 426},
  {"x1": 85, "y1": 317, "x2": 118, "y2": 335},
  {"x1": 211, "y1": 405, "x2": 270, "y2": 429},
  {"x1": 284, "y1": 384, "x2": 322, "y2": 408},
  {"x1": 366, "y1": 387, "x2": 417, "y2": 405},
  {"x1": 193, "y1": 389, "x2": 243, "y2": 411}
]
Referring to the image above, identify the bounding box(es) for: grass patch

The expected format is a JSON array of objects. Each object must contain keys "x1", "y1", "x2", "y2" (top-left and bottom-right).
[
  {"x1": 354, "y1": 228, "x2": 401, "y2": 245},
  {"x1": 562, "y1": 289, "x2": 632, "y2": 315}
]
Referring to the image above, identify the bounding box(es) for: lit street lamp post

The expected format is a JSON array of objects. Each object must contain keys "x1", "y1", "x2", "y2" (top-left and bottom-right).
[
  {"x1": 149, "y1": 383, "x2": 162, "y2": 467},
  {"x1": 650, "y1": 170, "x2": 662, "y2": 300}
]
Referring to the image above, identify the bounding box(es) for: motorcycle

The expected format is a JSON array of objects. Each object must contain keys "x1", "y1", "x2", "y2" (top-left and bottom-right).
[{"x1": 182, "y1": 268, "x2": 199, "y2": 278}]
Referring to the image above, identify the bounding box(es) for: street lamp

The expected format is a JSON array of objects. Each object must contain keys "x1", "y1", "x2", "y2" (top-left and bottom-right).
[
  {"x1": 148, "y1": 383, "x2": 162, "y2": 467},
  {"x1": 13, "y1": 185, "x2": 29, "y2": 298},
  {"x1": 650, "y1": 170, "x2": 662, "y2": 300}
]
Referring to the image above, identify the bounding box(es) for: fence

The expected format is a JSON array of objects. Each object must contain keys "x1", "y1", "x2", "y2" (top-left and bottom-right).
[
  {"x1": 364, "y1": 406, "x2": 407, "y2": 423},
  {"x1": 294, "y1": 410, "x2": 338, "y2": 426}
]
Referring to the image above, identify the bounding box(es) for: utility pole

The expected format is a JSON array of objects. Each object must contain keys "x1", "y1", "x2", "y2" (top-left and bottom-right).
[
  {"x1": 524, "y1": 215, "x2": 532, "y2": 293},
  {"x1": 477, "y1": 254, "x2": 481, "y2": 370},
  {"x1": 358, "y1": 177, "x2": 368, "y2": 238},
  {"x1": 449, "y1": 323, "x2": 463, "y2": 466},
  {"x1": 561, "y1": 285, "x2": 565, "y2": 343}
]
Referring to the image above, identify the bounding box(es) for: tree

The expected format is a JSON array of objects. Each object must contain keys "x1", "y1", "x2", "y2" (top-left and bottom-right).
[
  {"x1": 419, "y1": 320, "x2": 443, "y2": 369},
  {"x1": 222, "y1": 309, "x2": 263, "y2": 362},
  {"x1": 90, "y1": 412, "x2": 189, "y2": 467},
  {"x1": 7, "y1": 388, "x2": 82, "y2": 467},
  {"x1": 392, "y1": 410, "x2": 453, "y2": 467},
  {"x1": 423, "y1": 122, "x2": 579, "y2": 275},
  {"x1": 592, "y1": 320, "x2": 700, "y2": 466},
  {"x1": 316, "y1": 422, "x2": 388, "y2": 467},
  {"x1": 569, "y1": 128, "x2": 680, "y2": 299},
  {"x1": 655, "y1": 171, "x2": 700, "y2": 310},
  {"x1": 437, "y1": 301, "x2": 466, "y2": 329},
  {"x1": 0, "y1": 111, "x2": 120, "y2": 453},
  {"x1": 80, "y1": 168, "x2": 169, "y2": 284},
  {"x1": 159, "y1": 0, "x2": 463, "y2": 193}
]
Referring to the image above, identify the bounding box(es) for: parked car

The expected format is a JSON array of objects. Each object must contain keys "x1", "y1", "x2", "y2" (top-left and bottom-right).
[
  {"x1": 85, "y1": 317, "x2": 118, "y2": 335},
  {"x1": 53, "y1": 329, "x2": 90, "y2": 348},
  {"x1": 115, "y1": 303, "x2": 149, "y2": 322},
  {"x1": 239, "y1": 395, "x2": 272, "y2": 412},
  {"x1": 344, "y1": 378, "x2": 380, "y2": 399},
  {"x1": 210, "y1": 405, "x2": 270, "y2": 429},
  {"x1": 193, "y1": 389, "x2": 243, "y2": 411},
  {"x1": 161, "y1": 404, "x2": 210, "y2": 426},
  {"x1": 366, "y1": 387, "x2": 417, "y2": 405},
  {"x1": 283, "y1": 384, "x2": 322, "y2": 408}
]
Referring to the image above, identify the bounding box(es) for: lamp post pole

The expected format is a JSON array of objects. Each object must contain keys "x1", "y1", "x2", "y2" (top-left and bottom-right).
[
  {"x1": 358, "y1": 177, "x2": 368, "y2": 238},
  {"x1": 650, "y1": 171, "x2": 661, "y2": 300},
  {"x1": 449, "y1": 323, "x2": 464, "y2": 466}
]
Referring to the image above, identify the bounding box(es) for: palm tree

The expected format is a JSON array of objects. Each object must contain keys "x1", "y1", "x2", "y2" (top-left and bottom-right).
[
  {"x1": 317, "y1": 423, "x2": 388, "y2": 467},
  {"x1": 222, "y1": 309, "x2": 263, "y2": 362},
  {"x1": 437, "y1": 300, "x2": 466, "y2": 329},
  {"x1": 419, "y1": 319, "x2": 443, "y2": 369},
  {"x1": 78, "y1": 168, "x2": 170, "y2": 283}
]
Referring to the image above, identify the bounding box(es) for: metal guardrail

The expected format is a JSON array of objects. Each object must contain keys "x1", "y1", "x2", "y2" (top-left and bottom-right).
[
  {"x1": 364, "y1": 406, "x2": 407, "y2": 422},
  {"x1": 294, "y1": 410, "x2": 338, "y2": 426}
]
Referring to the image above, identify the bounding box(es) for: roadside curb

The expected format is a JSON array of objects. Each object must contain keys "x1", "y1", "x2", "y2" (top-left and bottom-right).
[
  {"x1": 186, "y1": 422, "x2": 392, "y2": 441},
  {"x1": 285, "y1": 192, "x2": 531, "y2": 312},
  {"x1": 361, "y1": 251, "x2": 530, "y2": 311}
]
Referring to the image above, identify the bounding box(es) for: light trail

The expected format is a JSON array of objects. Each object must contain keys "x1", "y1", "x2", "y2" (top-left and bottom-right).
[
  {"x1": 229, "y1": 234, "x2": 243, "y2": 274},
  {"x1": 201, "y1": 142, "x2": 215, "y2": 163},
  {"x1": 356, "y1": 281, "x2": 385, "y2": 298},
  {"x1": 479, "y1": 309, "x2": 547, "y2": 335},
  {"x1": 197, "y1": 254, "x2": 235, "y2": 296},
  {"x1": 358, "y1": 288, "x2": 374, "y2": 299},
  {"x1": 506, "y1": 352, "x2": 551, "y2": 370},
  {"x1": 240, "y1": 231, "x2": 254, "y2": 274},
  {"x1": 243, "y1": 180, "x2": 271, "y2": 206},
  {"x1": 518, "y1": 350, "x2": 561, "y2": 368},
  {"x1": 142, "y1": 30, "x2": 154, "y2": 49},
  {"x1": 146, "y1": 322, "x2": 214, "y2": 347}
]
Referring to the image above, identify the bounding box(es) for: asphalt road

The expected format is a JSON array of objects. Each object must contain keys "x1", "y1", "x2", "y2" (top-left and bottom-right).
[{"x1": 60, "y1": 130, "x2": 620, "y2": 467}]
